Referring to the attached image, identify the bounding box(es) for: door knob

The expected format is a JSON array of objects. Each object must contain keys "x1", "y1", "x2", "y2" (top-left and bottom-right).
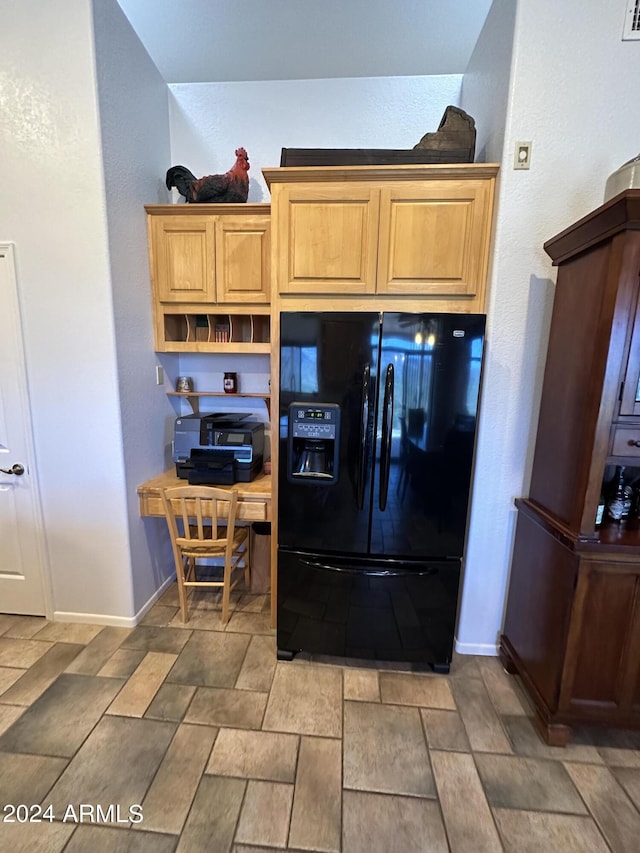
[{"x1": 0, "y1": 463, "x2": 25, "y2": 476}]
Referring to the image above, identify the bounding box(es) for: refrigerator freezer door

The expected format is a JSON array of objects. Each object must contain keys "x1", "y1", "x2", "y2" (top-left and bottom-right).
[
  {"x1": 370, "y1": 313, "x2": 486, "y2": 559},
  {"x1": 277, "y1": 549, "x2": 461, "y2": 669},
  {"x1": 279, "y1": 312, "x2": 380, "y2": 554}
]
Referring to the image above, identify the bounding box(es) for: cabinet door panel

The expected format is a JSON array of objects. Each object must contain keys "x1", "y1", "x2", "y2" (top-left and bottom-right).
[
  {"x1": 152, "y1": 216, "x2": 215, "y2": 302},
  {"x1": 377, "y1": 181, "x2": 492, "y2": 297},
  {"x1": 277, "y1": 186, "x2": 379, "y2": 294},
  {"x1": 215, "y1": 216, "x2": 270, "y2": 304},
  {"x1": 568, "y1": 565, "x2": 637, "y2": 712}
]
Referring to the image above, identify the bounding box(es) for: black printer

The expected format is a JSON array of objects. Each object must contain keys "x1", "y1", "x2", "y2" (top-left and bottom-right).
[{"x1": 173, "y1": 413, "x2": 265, "y2": 485}]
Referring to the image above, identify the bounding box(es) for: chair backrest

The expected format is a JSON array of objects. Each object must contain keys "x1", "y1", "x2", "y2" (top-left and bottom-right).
[{"x1": 161, "y1": 485, "x2": 239, "y2": 557}]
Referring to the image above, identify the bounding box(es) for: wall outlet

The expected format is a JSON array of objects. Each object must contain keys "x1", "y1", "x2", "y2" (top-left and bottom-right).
[
  {"x1": 155, "y1": 365, "x2": 164, "y2": 385},
  {"x1": 514, "y1": 141, "x2": 532, "y2": 170}
]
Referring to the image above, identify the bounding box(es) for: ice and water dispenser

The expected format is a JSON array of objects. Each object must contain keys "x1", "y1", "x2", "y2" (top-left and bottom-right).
[{"x1": 287, "y1": 403, "x2": 340, "y2": 484}]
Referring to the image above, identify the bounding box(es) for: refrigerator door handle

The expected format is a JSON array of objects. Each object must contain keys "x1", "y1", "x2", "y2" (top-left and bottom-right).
[
  {"x1": 300, "y1": 558, "x2": 437, "y2": 578},
  {"x1": 379, "y1": 362, "x2": 394, "y2": 511},
  {"x1": 357, "y1": 362, "x2": 371, "y2": 510}
]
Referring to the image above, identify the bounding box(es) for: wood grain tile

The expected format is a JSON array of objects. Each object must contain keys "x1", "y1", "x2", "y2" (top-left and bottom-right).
[
  {"x1": 97, "y1": 648, "x2": 146, "y2": 678},
  {"x1": 0, "y1": 638, "x2": 53, "y2": 668},
  {"x1": 0, "y1": 666, "x2": 25, "y2": 696},
  {"x1": 235, "y1": 780, "x2": 294, "y2": 848},
  {"x1": 502, "y1": 715, "x2": 604, "y2": 763},
  {"x1": 169, "y1": 607, "x2": 226, "y2": 631},
  {"x1": 106, "y1": 651, "x2": 177, "y2": 717},
  {"x1": 33, "y1": 622, "x2": 104, "y2": 645},
  {"x1": 1, "y1": 643, "x2": 84, "y2": 706},
  {"x1": 235, "y1": 634, "x2": 276, "y2": 693},
  {"x1": 0, "y1": 820, "x2": 75, "y2": 852},
  {"x1": 450, "y1": 676, "x2": 512, "y2": 753},
  {"x1": 64, "y1": 627, "x2": 132, "y2": 675},
  {"x1": 493, "y1": 808, "x2": 610, "y2": 853},
  {"x1": 289, "y1": 736, "x2": 341, "y2": 853},
  {"x1": 47, "y1": 716, "x2": 176, "y2": 820},
  {"x1": 421, "y1": 708, "x2": 471, "y2": 751},
  {"x1": 64, "y1": 825, "x2": 178, "y2": 853},
  {"x1": 167, "y1": 631, "x2": 251, "y2": 688},
  {"x1": 225, "y1": 610, "x2": 274, "y2": 635},
  {"x1": 565, "y1": 761, "x2": 640, "y2": 853},
  {"x1": 207, "y1": 727, "x2": 298, "y2": 782},
  {"x1": 2, "y1": 616, "x2": 47, "y2": 639},
  {"x1": 141, "y1": 604, "x2": 179, "y2": 627},
  {"x1": 431, "y1": 750, "x2": 502, "y2": 853},
  {"x1": 587, "y1": 728, "x2": 640, "y2": 768},
  {"x1": 475, "y1": 753, "x2": 586, "y2": 814},
  {"x1": 478, "y1": 658, "x2": 528, "y2": 716},
  {"x1": 0, "y1": 674, "x2": 122, "y2": 757},
  {"x1": 0, "y1": 703, "x2": 24, "y2": 737},
  {"x1": 0, "y1": 752, "x2": 68, "y2": 805},
  {"x1": 139, "y1": 723, "x2": 217, "y2": 834},
  {"x1": 342, "y1": 790, "x2": 448, "y2": 853},
  {"x1": 177, "y1": 775, "x2": 245, "y2": 853},
  {"x1": 144, "y1": 682, "x2": 196, "y2": 722},
  {"x1": 612, "y1": 767, "x2": 640, "y2": 811},
  {"x1": 185, "y1": 686, "x2": 268, "y2": 729},
  {"x1": 0, "y1": 614, "x2": 18, "y2": 636},
  {"x1": 343, "y1": 668, "x2": 380, "y2": 702},
  {"x1": 343, "y1": 700, "x2": 434, "y2": 797},
  {"x1": 379, "y1": 671, "x2": 455, "y2": 709},
  {"x1": 263, "y1": 663, "x2": 342, "y2": 737},
  {"x1": 122, "y1": 625, "x2": 192, "y2": 655}
]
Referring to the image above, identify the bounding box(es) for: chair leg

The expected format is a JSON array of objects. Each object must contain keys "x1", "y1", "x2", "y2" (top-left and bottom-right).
[
  {"x1": 222, "y1": 552, "x2": 232, "y2": 625},
  {"x1": 176, "y1": 555, "x2": 189, "y2": 623},
  {"x1": 244, "y1": 530, "x2": 251, "y2": 590},
  {"x1": 221, "y1": 581, "x2": 231, "y2": 625}
]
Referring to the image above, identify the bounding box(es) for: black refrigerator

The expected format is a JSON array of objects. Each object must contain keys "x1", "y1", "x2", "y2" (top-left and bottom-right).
[{"x1": 277, "y1": 311, "x2": 485, "y2": 672}]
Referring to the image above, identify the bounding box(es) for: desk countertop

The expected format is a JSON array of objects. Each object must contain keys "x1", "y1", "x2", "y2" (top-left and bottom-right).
[{"x1": 137, "y1": 471, "x2": 272, "y2": 520}]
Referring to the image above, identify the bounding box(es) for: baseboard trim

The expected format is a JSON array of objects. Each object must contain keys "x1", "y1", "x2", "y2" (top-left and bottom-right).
[
  {"x1": 454, "y1": 639, "x2": 499, "y2": 656},
  {"x1": 52, "y1": 574, "x2": 176, "y2": 628}
]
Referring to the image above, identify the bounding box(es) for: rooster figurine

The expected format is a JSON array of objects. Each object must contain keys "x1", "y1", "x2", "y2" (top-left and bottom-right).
[{"x1": 166, "y1": 147, "x2": 250, "y2": 203}]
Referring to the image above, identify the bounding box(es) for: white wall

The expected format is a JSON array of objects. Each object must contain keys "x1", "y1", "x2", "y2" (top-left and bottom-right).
[
  {"x1": 456, "y1": 0, "x2": 640, "y2": 653},
  {"x1": 168, "y1": 75, "x2": 463, "y2": 201},
  {"x1": 92, "y1": 0, "x2": 175, "y2": 613},
  {"x1": 460, "y1": 0, "x2": 516, "y2": 164},
  {"x1": 0, "y1": 0, "x2": 132, "y2": 619}
]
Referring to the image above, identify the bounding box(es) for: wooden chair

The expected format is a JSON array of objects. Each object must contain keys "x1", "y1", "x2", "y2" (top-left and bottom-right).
[{"x1": 160, "y1": 485, "x2": 250, "y2": 624}]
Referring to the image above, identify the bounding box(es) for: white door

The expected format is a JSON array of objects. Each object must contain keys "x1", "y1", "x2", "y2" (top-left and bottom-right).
[{"x1": 0, "y1": 244, "x2": 49, "y2": 615}]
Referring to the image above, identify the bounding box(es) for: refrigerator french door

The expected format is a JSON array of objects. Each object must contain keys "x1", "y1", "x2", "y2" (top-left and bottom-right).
[{"x1": 277, "y1": 311, "x2": 486, "y2": 671}]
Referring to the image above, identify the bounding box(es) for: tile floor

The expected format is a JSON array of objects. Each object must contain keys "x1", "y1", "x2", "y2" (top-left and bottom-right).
[{"x1": 1, "y1": 584, "x2": 640, "y2": 851}]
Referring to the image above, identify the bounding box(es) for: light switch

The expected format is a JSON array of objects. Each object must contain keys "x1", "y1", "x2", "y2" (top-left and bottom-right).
[{"x1": 514, "y1": 141, "x2": 532, "y2": 170}]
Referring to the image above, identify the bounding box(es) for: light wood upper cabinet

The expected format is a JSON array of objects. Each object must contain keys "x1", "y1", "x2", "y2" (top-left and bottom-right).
[
  {"x1": 274, "y1": 184, "x2": 379, "y2": 295},
  {"x1": 146, "y1": 204, "x2": 271, "y2": 306},
  {"x1": 151, "y1": 215, "x2": 216, "y2": 303},
  {"x1": 215, "y1": 215, "x2": 270, "y2": 304},
  {"x1": 377, "y1": 179, "x2": 493, "y2": 297},
  {"x1": 145, "y1": 204, "x2": 271, "y2": 353},
  {"x1": 263, "y1": 164, "x2": 498, "y2": 311}
]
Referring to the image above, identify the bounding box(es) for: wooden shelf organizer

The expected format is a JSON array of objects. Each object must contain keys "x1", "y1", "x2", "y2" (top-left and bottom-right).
[
  {"x1": 167, "y1": 391, "x2": 271, "y2": 417},
  {"x1": 161, "y1": 312, "x2": 270, "y2": 352}
]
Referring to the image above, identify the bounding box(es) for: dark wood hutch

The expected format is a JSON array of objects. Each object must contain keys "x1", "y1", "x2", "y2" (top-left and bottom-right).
[{"x1": 500, "y1": 190, "x2": 640, "y2": 745}]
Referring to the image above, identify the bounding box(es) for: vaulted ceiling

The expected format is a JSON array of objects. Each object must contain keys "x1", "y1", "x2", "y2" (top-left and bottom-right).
[{"x1": 116, "y1": 0, "x2": 494, "y2": 84}]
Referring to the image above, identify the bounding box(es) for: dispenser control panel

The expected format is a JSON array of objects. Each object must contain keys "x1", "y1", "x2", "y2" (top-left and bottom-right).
[
  {"x1": 287, "y1": 402, "x2": 341, "y2": 485},
  {"x1": 291, "y1": 406, "x2": 337, "y2": 439}
]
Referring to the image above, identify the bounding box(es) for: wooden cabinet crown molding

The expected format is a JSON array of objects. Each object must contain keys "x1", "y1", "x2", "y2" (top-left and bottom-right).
[
  {"x1": 145, "y1": 203, "x2": 270, "y2": 216},
  {"x1": 544, "y1": 190, "x2": 640, "y2": 266},
  {"x1": 263, "y1": 163, "x2": 499, "y2": 187}
]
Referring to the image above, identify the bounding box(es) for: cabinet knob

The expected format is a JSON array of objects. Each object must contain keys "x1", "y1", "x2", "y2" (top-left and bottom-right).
[{"x1": 628, "y1": 439, "x2": 640, "y2": 448}]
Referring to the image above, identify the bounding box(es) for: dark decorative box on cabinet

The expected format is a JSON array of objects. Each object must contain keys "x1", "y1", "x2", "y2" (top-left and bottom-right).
[{"x1": 500, "y1": 190, "x2": 640, "y2": 745}]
